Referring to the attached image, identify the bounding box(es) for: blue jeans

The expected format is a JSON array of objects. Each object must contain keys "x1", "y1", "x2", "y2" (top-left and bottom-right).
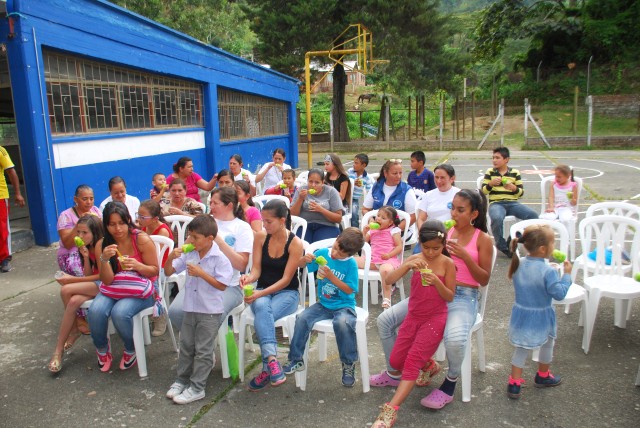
[
  {"x1": 302, "y1": 223, "x2": 340, "y2": 244},
  {"x1": 350, "y1": 200, "x2": 361, "y2": 228},
  {"x1": 251, "y1": 289, "x2": 299, "y2": 366},
  {"x1": 443, "y1": 286, "x2": 479, "y2": 379},
  {"x1": 488, "y1": 201, "x2": 538, "y2": 251},
  {"x1": 376, "y1": 298, "x2": 409, "y2": 372},
  {"x1": 88, "y1": 293, "x2": 155, "y2": 353},
  {"x1": 289, "y1": 303, "x2": 358, "y2": 365}
]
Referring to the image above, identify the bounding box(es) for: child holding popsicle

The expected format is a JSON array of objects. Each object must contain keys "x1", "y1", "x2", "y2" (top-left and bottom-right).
[
  {"x1": 506, "y1": 224, "x2": 572, "y2": 399},
  {"x1": 541, "y1": 164, "x2": 578, "y2": 222},
  {"x1": 371, "y1": 220, "x2": 455, "y2": 427},
  {"x1": 264, "y1": 169, "x2": 298, "y2": 202},
  {"x1": 164, "y1": 215, "x2": 233, "y2": 404},
  {"x1": 149, "y1": 173, "x2": 169, "y2": 203},
  {"x1": 281, "y1": 227, "x2": 365, "y2": 387},
  {"x1": 357, "y1": 206, "x2": 403, "y2": 310}
]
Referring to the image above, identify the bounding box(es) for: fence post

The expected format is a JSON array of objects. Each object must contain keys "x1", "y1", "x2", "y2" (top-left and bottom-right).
[
  {"x1": 408, "y1": 96, "x2": 412, "y2": 141},
  {"x1": 524, "y1": 98, "x2": 528, "y2": 143},
  {"x1": 359, "y1": 110, "x2": 363, "y2": 139},
  {"x1": 439, "y1": 97, "x2": 444, "y2": 150},
  {"x1": 572, "y1": 86, "x2": 579, "y2": 134},
  {"x1": 455, "y1": 94, "x2": 459, "y2": 140},
  {"x1": 329, "y1": 103, "x2": 334, "y2": 152},
  {"x1": 587, "y1": 95, "x2": 593, "y2": 148},
  {"x1": 415, "y1": 97, "x2": 419, "y2": 140},
  {"x1": 471, "y1": 91, "x2": 475, "y2": 140},
  {"x1": 422, "y1": 95, "x2": 426, "y2": 137},
  {"x1": 386, "y1": 102, "x2": 390, "y2": 149},
  {"x1": 500, "y1": 98, "x2": 505, "y2": 146},
  {"x1": 462, "y1": 95, "x2": 466, "y2": 140}
]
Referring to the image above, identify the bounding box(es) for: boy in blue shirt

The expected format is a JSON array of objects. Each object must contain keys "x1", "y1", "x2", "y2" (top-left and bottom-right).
[
  {"x1": 282, "y1": 227, "x2": 365, "y2": 387},
  {"x1": 347, "y1": 153, "x2": 375, "y2": 228},
  {"x1": 407, "y1": 151, "x2": 435, "y2": 193}
]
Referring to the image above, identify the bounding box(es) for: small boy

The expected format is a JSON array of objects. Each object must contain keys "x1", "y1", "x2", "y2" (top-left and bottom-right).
[
  {"x1": 482, "y1": 147, "x2": 538, "y2": 258},
  {"x1": 407, "y1": 151, "x2": 436, "y2": 193},
  {"x1": 347, "y1": 154, "x2": 375, "y2": 228},
  {"x1": 164, "y1": 215, "x2": 233, "y2": 404},
  {"x1": 283, "y1": 227, "x2": 365, "y2": 387},
  {"x1": 264, "y1": 168, "x2": 297, "y2": 202},
  {"x1": 150, "y1": 173, "x2": 169, "y2": 203}
]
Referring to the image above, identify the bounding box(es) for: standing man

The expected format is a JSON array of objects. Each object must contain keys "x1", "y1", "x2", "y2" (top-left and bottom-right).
[{"x1": 1, "y1": 146, "x2": 25, "y2": 272}]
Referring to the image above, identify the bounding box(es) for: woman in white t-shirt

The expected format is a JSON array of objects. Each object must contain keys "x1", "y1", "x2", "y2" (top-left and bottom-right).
[
  {"x1": 168, "y1": 186, "x2": 254, "y2": 329},
  {"x1": 98, "y1": 176, "x2": 141, "y2": 219},
  {"x1": 229, "y1": 154, "x2": 257, "y2": 196},
  {"x1": 416, "y1": 164, "x2": 460, "y2": 230},
  {"x1": 255, "y1": 148, "x2": 292, "y2": 192}
]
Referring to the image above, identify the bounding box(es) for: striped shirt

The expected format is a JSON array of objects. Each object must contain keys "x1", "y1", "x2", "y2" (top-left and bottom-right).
[{"x1": 482, "y1": 167, "x2": 524, "y2": 203}]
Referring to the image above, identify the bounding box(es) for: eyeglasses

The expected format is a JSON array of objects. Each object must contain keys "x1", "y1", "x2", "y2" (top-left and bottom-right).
[{"x1": 136, "y1": 213, "x2": 153, "y2": 220}]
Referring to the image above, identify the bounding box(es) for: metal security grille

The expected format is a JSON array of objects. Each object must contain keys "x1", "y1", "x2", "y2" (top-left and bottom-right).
[
  {"x1": 44, "y1": 51, "x2": 203, "y2": 135},
  {"x1": 217, "y1": 88, "x2": 288, "y2": 142}
]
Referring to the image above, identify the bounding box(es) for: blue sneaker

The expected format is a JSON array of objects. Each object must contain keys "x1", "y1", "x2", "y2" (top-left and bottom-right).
[
  {"x1": 534, "y1": 372, "x2": 562, "y2": 387},
  {"x1": 267, "y1": 360, "x2": 286, "y2": 386},
  {"x1": 248, "y1": 370, "x2": 270, "y2": 392},
  {"x1": 342, "y1": 362, "x2": 356, "y2": 387},
  {"x1": 283, "y1": 360, "x2": 305, "y2": 375},
  {"x1": 507, "y1": 382, "x2": 522, "y2": 399}
]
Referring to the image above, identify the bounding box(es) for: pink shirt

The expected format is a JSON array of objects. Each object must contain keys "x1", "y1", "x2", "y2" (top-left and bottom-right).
[
  {"x1": 245, "y1": 206, "x2": 262, "y2": 224},
  {"x1": 370, "y1": 226, "x2": 402, "y2": 268},
  {"x1": 448, "y1": 227, "x2": 481, "y2": 287},
  {"x1": 167, "y1": 172, "x2": 203, "y2": 202},
  {"x1": 56, "y1": 206, "x2": 102, "y2": 257}
]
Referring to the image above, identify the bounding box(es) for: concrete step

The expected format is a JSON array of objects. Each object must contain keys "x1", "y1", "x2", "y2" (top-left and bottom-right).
[{"x1": 11, "y1": 228, "x2": 35, "y2": 254}]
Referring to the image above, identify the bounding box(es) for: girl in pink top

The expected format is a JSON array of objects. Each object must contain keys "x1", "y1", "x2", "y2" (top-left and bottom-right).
[
  {"x1": 358, "y1": 206, "x2": 403, "y2": 309},
  {"x1": 235, "y1": 180, "x2": 262, "y2": 233},
  {"x1": 166, "y1": 156, "x2": 218, "y2": 202},
  {"x1": 541, "y1": 164, "x2": 578, "y2": 222},
  {"x1": 371, "y1": 220, "x2": 456, "y2": 428}
]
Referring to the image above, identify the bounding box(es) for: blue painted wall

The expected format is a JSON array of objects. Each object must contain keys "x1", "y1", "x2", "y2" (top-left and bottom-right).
[{"x1": 2, "y1": 0, "x2": 300, "y2": 245}]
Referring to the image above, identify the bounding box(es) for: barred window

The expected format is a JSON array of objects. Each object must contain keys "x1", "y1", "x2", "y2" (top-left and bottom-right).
[
  {"x1": 218, "y1": 88, "x2": 288, "y2": 142},
  {"x1": 44, "y1": 51, "x2": 203, "y2": 135}
]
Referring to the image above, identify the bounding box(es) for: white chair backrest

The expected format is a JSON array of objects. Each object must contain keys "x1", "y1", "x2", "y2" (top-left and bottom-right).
[
  {"x1": 478, "y1": 246, "x2": 498, "y2": 320},
  {"x1": 295, "y1": 170, "x2": 309, "y2": 188},
  {"x1": 305, "y1": 239, "x2": 371, "y2": 311},
  {"x1": 476, "y1": 176, "x2": 484, "y2": 190},
  {"x1": 165, "y1": 215, "x2": 193, "y2": 247},
  {"x1": 510, "y1": 219, "x2": 569, "y2": 257},
  {"x1": 253, "y1": 194, "x2": 291, "y2": 210},
  {"x1": 361, "y1": 209, "x2": 411, "y2": 244},
  {"x1": 370, "y1": 173, "x2": 379, "y2": 182},
  {"x1": 195, "y1": 201, "x2": 207, "y2": 214},
  {"x1": 291, "y1": 215, "x2": 308, "y2": 239},
  {"x1": 578, "y1": 215, "x2": 640, "y2": 277},
  {"x1": 149, "y1": 235, "x2": 174, "y2": 285},
  {"x1": 540, "y1": 175, "x2": 583, "y2": 214},
  {"x1": 585, "y1": 201, "x2": 640, "y2": 220}
]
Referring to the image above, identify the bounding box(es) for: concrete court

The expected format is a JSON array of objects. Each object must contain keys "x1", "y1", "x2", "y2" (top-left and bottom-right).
[{"x1": 1, "y1": 149, "x2": 639, "y2": 427}]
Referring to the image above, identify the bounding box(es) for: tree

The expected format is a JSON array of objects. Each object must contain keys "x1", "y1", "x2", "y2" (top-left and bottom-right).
[{"x1": 244, "y1": 0, "x2": 461, "y2": 141}]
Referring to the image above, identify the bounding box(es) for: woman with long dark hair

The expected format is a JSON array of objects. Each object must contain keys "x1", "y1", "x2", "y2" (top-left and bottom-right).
[{"x1": 166, "y1": 156, "x2": 218, "y2": 202}]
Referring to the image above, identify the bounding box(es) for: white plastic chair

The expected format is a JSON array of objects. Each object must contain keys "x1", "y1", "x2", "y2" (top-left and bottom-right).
[
  {"x1": 294, "y1": 170, "x2": 309, "y2": 188},
  {"x1": 217, "y1": 302, "x2": 245, "y2": 379},
  {"x1": 359, "y1": 209, "x2": 411, "y2": 304},
  {"x1": 540, "y1": 175, "x2": 583, "y2": 261},
  {"x1": 571, "y1": 202, "x2": 640, "y2": 284},
  {"x1": 340, "y1": 178, "x2": 354, "y2": 230},
  {"x1": 150, "y1": 235, "x2": 178, "y2": 353},
  {"x1": 291, "y1": 215, "x2": 308, "y2": 239},
  {"x1": 164, "y1": 215, "x2": 193, "y2": 291},
  {"x1": 510, "y1": 220, "x2": 589, "y2": 357},
  {"x1": 579, "y1": 215, "x2": 640, "y2": 354},
  {"x1": 405, "y1": 190, "x2": 425, "y2": 249},
  {"x1": 293, "y1": 240, "x2": 372, "y2": 392},
  {"x1": 253, "y1": 194, "x2": 291, "y2": 210}
]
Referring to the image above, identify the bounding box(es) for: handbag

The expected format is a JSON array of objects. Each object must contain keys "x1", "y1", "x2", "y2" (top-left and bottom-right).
[{"x1": 99, "y1": 270, "x2": 154, "y2": 300}]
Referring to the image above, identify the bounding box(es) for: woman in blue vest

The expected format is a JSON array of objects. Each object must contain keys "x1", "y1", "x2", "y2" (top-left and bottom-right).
[{"x1": 362, "y1": 159, "x2": 417, "y2": 229}]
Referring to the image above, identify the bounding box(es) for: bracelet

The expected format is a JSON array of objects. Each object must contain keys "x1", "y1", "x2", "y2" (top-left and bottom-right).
[{"x1": 100, "y1": 255, "x2": 110, "y2": 263}]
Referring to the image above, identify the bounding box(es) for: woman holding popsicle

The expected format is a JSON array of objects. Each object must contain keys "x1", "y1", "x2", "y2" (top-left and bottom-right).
[
  {"x1": 167, "y1": 187, "x2": 253, "y2": 332},
  {"x1": 255, "y1": 148, "x2": 291, "y2": 191},
  {"x1": 166, "y1": 156, "x2": 218, "y2": 202},
  {"x1": 290, "y1": 168, "x2": 343, "y2": 243},
  {"x1": 540, "y1": 164, "x2": 578, "y2": 222},
  {"x1": 371, "y1": 220, "x2": 456, "y2": 427},
  {"x1": 229, "y1": 154, "x2": 257, "y2": 196},
  {"x1": 88, "y1": 201, "x2": 159, "y2": 373},
  {"x1": 49, "y1": 214, "x2": 104, "y2": 373},
  {"x1": 357, "y1": 205, "x2": 404, "y2": 310}
]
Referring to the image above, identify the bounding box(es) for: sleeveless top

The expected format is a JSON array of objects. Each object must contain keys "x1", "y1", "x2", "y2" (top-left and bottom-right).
[
  {"x1": 257, "y1": 232, "x2": 300, "y2": 292},
  {"x1": 408, "y1": 271, "x2": 448, "y2": 319},
  {"x1": 117, "y1": 229, "x2": 158, "y2": 282},
  {"x1": 448, "y1": 227, "x2": 481, "y2": 287},
  {"x1": 151, "y1": 223, "x2": 174, "y2": 266}
]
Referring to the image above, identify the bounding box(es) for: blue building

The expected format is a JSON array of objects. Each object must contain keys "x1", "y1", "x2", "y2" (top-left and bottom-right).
[{"x1": 0, "y1": 0, "x2": 299, "y2": 246}]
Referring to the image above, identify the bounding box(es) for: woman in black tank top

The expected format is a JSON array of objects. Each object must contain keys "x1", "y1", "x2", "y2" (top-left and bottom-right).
[{"x1": 240, "y1": 200, "x2": 304, "y2": 391}]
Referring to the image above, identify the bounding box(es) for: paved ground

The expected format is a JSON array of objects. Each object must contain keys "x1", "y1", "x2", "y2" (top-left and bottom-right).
[{"x1": 1, "y1": 149, "x2": 639, "y2": 427}]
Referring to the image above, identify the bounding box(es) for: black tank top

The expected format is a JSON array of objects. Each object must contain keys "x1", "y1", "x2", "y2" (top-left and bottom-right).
[{"x1": 257, "y1": 231, "x2": 300, "y2": 292}]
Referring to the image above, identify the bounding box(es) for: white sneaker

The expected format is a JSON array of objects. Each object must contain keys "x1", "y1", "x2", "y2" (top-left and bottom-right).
[
  {"x1": 166, "y1": 382, "x2": 187, "y2": 399},
  {"x1": 173, "y1": 387, "x2": 205, "y2": 405}
]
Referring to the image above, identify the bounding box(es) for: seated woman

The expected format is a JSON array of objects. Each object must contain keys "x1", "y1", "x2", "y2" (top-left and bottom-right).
[
  {"x1": 216, "y1": 169, "x2": 235, "y2": 188},
  {"x1": 99, "y1": 176, "x2": 141, "y2": 219},
  {"x1": 239, "y1": 200, "x2": 304, "y2": 391},
  {"x1": 324, "y1": 153, "x2": 352, "y2": 209},
  {"x1": 48, "y1": 215, "x2": 104, "y2": 373},
  {"x1": 166, "y1": 156, "x2": 217, "y2": 202},
  {"x1": 290, "y1": 169, "x2": 343, "y2": 243},
  {"x1": 160, "y1": 179, "x2": 204, "y2": 217},
  {"x1": 168, "y1": 186, "x2": 253, "y2": 332},
  {"x1": 229, "y1": 154, "x2": 256, "y2": 196},
  {"x1": 235, "y1": 180, "x2": 262, "y2": 233},
  {"x1": 88, "y1": 201, "x2": 159, "y2": 372},
  {"x1": 255, "y1": 148, "x2": 291, "y2": 191}
]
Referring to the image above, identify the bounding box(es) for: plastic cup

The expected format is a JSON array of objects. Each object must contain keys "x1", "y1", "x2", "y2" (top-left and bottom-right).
[
  {"x1": 419, "y1": 268, "x2": 432, "y2": 286},
  {"x1": 54, "y1": 271, "x2": 66, "y2": 280},
  {"x1": 243, "y1": 284, "x2": 255, "y2": 297}
]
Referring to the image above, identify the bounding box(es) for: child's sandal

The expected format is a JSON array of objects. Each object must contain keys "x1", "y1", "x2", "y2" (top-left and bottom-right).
[
  {"x1": 382, "y1": 298, "x2": 392, "y2": 310},
  {"x1": 48, "y1": 353, "x2": 62, "y2": 373}
]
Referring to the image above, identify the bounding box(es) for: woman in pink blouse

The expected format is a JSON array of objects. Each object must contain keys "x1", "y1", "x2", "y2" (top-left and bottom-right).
[
  {"x1": 235, "y1": 180, "x2": 262, "y2": 233},
  {"x1": 166, "y1": 156, "x2": 217, "y2": 202}
]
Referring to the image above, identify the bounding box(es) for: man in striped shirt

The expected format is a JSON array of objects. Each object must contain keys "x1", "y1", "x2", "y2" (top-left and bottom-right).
[{"x1": 481, "y1": 147, "x2": 538, "y2": 257}]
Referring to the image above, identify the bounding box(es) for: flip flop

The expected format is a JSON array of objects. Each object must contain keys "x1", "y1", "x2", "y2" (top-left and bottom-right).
[
  {"x1": 48, "y1": 353, "x2": 62, "y2": 373},
  {"x1": 370, "y1": 371, "x2": 401, "y2": 387},
  {"x1": 420, "y1": 388, "x2": 454, "y2": 410},
  {"x1": 382, "y1": 298, "x2": 392, "y2": 310}
]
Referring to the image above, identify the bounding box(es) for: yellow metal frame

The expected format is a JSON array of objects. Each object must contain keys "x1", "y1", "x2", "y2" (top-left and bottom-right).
[{"x1": 304, "y1": 24, "x2": 387, "y2": 168}]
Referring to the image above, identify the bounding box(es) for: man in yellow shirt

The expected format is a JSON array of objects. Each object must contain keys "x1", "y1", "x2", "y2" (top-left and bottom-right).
[{"x1": 0, "y1": 146, "x2": 25, "y2": 272}]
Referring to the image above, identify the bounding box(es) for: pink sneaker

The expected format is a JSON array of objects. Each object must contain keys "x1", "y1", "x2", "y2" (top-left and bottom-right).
[
  {"x1": 119, "y1": 351, "x2": 137, "y2": 370},
  {"x1": 370, "y1": 371, "x2": 401, "y2": 387},
  {"x1": 97, "y1": 350, "x2": 112, "y2": 373}
]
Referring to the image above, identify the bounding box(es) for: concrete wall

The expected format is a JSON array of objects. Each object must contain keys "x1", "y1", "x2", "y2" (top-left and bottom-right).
[{"x1": 524, "y1": 135, "x2": 640, "y2": 149}]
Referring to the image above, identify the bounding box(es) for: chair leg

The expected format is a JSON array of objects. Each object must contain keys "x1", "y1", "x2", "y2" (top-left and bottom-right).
[
  {"x1": 318, "y1": 332, "x2": 328, "y2": 362},
  {"x1": 238, "y1": 316, "x2": 247, "y2": 381},
  {"x1": 218, "y1": 320, "x2": 231, "y2": 379},
  {"x1": 370, "y1": 280, "x2": 379, "y2": 305},
  {"x1": 298, "y1": 335, "x2": 310, "y2": 391},
  {"x1": 143, "y1": 315, "x2": 152, "y2": 346},
  {"x1": 398, "y1": 278, "x2": 406, "y2": 301},
  {"x1": 614, "y1": 299, "x2": 630, "y2": 328},
  {"x1": 132, "y1": 314, "x2": 148, "y2": 378},
  {"x1": 584, "y1": 289, "x2": 602, "y2": 354},
  {"x1": 356, "y1": 321, "x2": 370, "y2": 393},
  {"x1": 460, "y1": 333, "x2": 473, "y2": 402},
  {"x1": 165, "y1": 310, "x2": 179, "y2": 353},
  {"x1": 476, "y1": 327, "x2": 486, "y2": 372}
]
